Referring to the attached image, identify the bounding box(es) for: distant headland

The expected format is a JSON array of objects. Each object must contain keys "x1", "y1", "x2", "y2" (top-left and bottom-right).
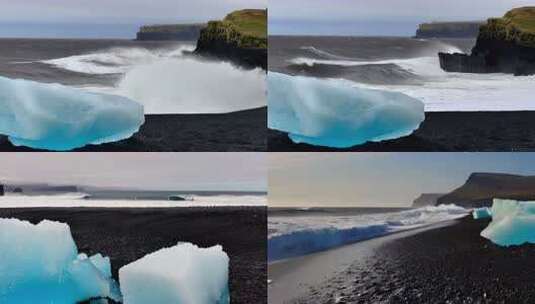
[{"x1": 414, "y1": 21, "x2": 484, "y2": 38}]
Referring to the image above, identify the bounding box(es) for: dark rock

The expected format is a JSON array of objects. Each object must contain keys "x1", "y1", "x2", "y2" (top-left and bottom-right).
[
  {"x1": 439, "y1": 7, "x2": 535, "y2": 75},
  {"x1": 0, "y1": 184, "x2": 4, "y2": 196}
]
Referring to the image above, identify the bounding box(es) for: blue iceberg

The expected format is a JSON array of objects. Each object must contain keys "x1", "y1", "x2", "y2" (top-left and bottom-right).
[
  {"x1": 119, "y1": 243, "x2": 229, "y2": 304},
  {"x1": 481, "y1": 199, "x2": 535, "y2": 246},
  {"x1": 472, "y1": 207, "x2": 492, "y2": 219},
  {"x1": 0, "y1": 218, "x2": 121, "y2": 303},
  {"x1": 0, "y1": 76, "x2": 144, "y2": 151},
  {"x1": 268, "y1": 72, "x2": 425, "y2": 148}
]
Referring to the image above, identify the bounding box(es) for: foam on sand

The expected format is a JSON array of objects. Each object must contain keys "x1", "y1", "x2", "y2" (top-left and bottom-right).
[
  {"x1": 268, "y1": 71, "x2": 424, "y2": 148},
  {"x1": 0, "y1": 218, "x2": 120, "y2": 303},
  {"x1": 481, "y1": 199, "x2": 535, "y2": 246},
  {"x1": 119, "y1": 243, "x2": 229, "y2": 304},
  {"x1": 0, "y1": 76, "x2": 144, "y2": 151}
]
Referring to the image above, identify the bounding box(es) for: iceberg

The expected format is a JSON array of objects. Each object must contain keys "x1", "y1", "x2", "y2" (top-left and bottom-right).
[
  {"x1": 472, "y1": 207, "x2": 492, "y2": 219},
  {"x1": 0, "y1": 76, "x2": 144, "y2": 151},
  {"x1": 0, "y1": 218, "x2": 121, "y2": 303},
  {"x1": 268, "y1": 72, "x2": 425, "y2": 148},
  {"x1": 481, "y1": 199, "x2": 535, "y2": 246},
  {"x1": 119, "y1": 242, "x2": 229, "y2": 304}
]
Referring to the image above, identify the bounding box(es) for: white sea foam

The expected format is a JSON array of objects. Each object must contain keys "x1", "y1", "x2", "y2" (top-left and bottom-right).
[
  {"x1": 114, "y1": 58, "x2": 266, "y2": 114},
  {"x1": 0, "y1": 194, "x2": 266, "y2": 208},
  {"x1": 43, "y1": 45, "x2": 195, "y2": 75},
  {"x1": 268, "y1": 204, "x2": 468, "y2": 261},
  {"x1": 44, "y1": 45, "x2": 266, "y2": 114},
  {"x1": 289, "y1": 43, "x2": 535, "y2": 112}
]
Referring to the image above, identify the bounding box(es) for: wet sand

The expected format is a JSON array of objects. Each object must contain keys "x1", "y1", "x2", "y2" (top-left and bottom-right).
[
  {"x1": 270, "y1": 216, "x2": 535, "y2": 303},
  {"x1": 0, "y1": 107, "x2": 267, "y2": 152},
  {"x1": 269, "y1": 111, "x2": 535, "y2": 152},
  {"x1": 0, "y1": 207, "x2": 267, "y2": 304}
]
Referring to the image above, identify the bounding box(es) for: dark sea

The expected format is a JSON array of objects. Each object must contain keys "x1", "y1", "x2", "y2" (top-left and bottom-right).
[
  {"x1": 0, "y1": 38, "x2": 189, "y2": 86},
  {"x1": 269, "y1": 35, "x2": 535, "y2": 111}
]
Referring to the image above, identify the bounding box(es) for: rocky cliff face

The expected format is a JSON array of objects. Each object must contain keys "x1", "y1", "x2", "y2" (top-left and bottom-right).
[
  {"x1": 415, "y1": 22, "x2": 484, "y2": 38},
  {"x1": 136, "y1": 24, "x2": 206, "y2": 41},
  {"x1": 195, "y1": 9, "x2": 267, "y2": 70},
  {"x1": 437, "y1": 173, "x2": 535, "y2": 207},
  {"x1": 412, "y1": 193, "x2": 445, "y2": 208},
  {"x1": 439, "y1": 7, "x2": 535, "y2": 75}
]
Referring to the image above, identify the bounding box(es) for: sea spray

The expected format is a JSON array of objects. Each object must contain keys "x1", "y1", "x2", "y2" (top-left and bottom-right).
[{"x1": 117, "y1": 58, "x2": 266, "y2": 114}]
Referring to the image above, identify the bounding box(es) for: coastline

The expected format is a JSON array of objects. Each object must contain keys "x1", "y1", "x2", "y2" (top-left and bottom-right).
[
  {"x1": 268, "y1": 220, "x2": 456, "y2": 304},
  {"x1": 270, "y1": 216, "x2": 535, "y2": 303},
  {"x1": 0, "y1": 107, "x2": 267, "y2": 152},
  {"x1": 0, "y1": 206, "x2": 267, "y2": 304},
  {"x1": 269, "y1": 111, "x2": 535, "y2": 152}
]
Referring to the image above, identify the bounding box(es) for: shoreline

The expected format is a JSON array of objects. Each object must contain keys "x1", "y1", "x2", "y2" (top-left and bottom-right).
[
  {"x1": 0, "y1": 107, "x2": 267, "y2": 152},
  {"x1": 0, "y1": 206, "x2": 267, "y2": 304},
  {"x1": 271, "y1": 216, "x2": 535, "y2": 303},
  {"x1": 268, "y1": 220, "x2": 457, "y2": 303},
  {"x1": 269, "y1": 111, "x2": 535, "y2": 152}
]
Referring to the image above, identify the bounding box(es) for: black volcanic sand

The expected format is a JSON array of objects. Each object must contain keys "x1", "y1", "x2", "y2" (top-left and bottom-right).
[
  {"x1": 0, "y1": 207, "x2": 266, "y2": 304},
  {"x1": 0, "y1": 107, "x2": 266, "y2": 152},
  {"x1": 269, "y1": 111, "x2": 535, "y2": 152},
  {"x1": 293, "y1": 216, "x2": 535, "y2": 304}
]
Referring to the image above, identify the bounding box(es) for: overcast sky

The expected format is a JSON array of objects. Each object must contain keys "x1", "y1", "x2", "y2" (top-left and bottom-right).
[
  {"x1": 0, "y1": 153, "x2": 266, "y2": 192},
  {"x1": 270, "y1": 0, "x2": 534, "y2": 35},
  {"x1": 269, "y1": 153, "x2": 535, "y2": 207},
  {"x1": 0, "y1": 0, "x2": 266, "y2": 38}
]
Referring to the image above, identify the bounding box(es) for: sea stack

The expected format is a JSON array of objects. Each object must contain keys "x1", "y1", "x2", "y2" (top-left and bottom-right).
[
  {"x1": 0, "y1": 184, "x2": 4, "y2": 196},
  {"x1": 194, "y1": 9, "x2": 267, "y2": 69},
  {"x1": 439, "y1": 7, "x2": 535, "y2": 75}
]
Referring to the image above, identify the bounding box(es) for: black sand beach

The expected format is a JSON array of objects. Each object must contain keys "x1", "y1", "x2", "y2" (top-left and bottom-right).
[
  {"x1": 269, "y1": 111, "x2": 535, "y2": 152},
  {"x1": 270, "y1": 216, "x2": 535, "y2": 303},
  {"x1": 0, "y1": 207, "x2": 267, "y2": 304},
  {"x1": 0, "y1": 107, "x2": 267, "y2": 152}
]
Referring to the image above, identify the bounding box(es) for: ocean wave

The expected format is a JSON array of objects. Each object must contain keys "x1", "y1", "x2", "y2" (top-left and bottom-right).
[
  {"x1": 287, "y1": 42, "x2": 535, "y2": 111},
  {"x1": 42, "y1": 45, "x2": 195, "y2": 75},
  {"x1": 268, "y1": 204, "x2": 468, "y2": 261}
]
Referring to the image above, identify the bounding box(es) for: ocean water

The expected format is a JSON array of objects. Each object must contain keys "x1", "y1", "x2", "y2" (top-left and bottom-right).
[
  {"x1": 0, "y1": 38, "x2": 266, "y2": 114},
  {"x1": 268, "y1": 205, "x2": 468, "y2": 261},
  {"x1": 269, "y1": 36, "x2": 535, "y2": 111},
  {"x1": 0, "y1": 190, "x2": 267, "y2": 208}
]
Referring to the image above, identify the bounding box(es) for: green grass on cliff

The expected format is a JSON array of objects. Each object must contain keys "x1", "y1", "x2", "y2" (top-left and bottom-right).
[
  {"x1": 482, "y1": 7, "x2": 535, "y2": 47},
  {"x1": 223, "y1": 9, "x2": 267, "y2": 39},
  {"x1": 201, "y1": 9, "x2": 267, "y2": 49}
]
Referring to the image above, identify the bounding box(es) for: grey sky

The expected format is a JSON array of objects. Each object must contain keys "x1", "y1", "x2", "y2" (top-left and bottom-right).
[
  {"x1": 0, "y1": 0, "x2": 266, "y2": 38},
  {"x1": 0, "y1": 153, "x2": 266, "y2": 192},
  {"x1": 269, "y1": 153, "x2": 535, "y2": 208},
  {"x1": 1, "y1": 0, "x2": 266, "y2": 24},
  {"x1": 270, "y1": 0, "x2": 535, "y2": 35}
]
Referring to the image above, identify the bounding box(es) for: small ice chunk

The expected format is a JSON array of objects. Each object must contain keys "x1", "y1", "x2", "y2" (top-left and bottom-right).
[
  {"x1": 472, "y1": 207, "x2": 492, "y2": 219},
  {"x1": 0, "y1": 218, "x2": 120, "y2": 303},
  {"x1": 268, "y1": 72, "x2": 425, "y2": 148},
  {"x1": 119, "y1": 243, "x2": 229, "y2": 304},
  {"x1": 0, "y1": 76, "x2": 144, "y2": 151},
  {"x1": 481, "y1": 199, "x2": 535, "y2": 246}
]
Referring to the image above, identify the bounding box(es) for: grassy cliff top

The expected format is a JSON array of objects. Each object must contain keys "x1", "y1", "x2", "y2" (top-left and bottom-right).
[
  {"x1": 201, "y1": 9, "x2": 267, "y2": 48},
  {"x1": 482, "y1": 6, "x2": 535, "y2": 47},
  {"x1": 223, "y1": 9, "x2": 267, "y2": 39}
]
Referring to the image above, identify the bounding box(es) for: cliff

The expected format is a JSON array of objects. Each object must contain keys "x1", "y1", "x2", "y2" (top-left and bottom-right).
[
  {"x1": 439, "y1": 7, "x2": 535, "y2": 75},
  {"x1": 437, "y1": 173, "x2": 535, "y2": 207},
  {"x1": 195, "y1": 9, "x2": 267, "y2": 69},
  {"x1": 136, "y1": 24, "x2": 206, "y2": 41},
  {"x1": 412, "y1": 193, "x2": 445, "y2": 208},
  {"x1": 415, "y1": 22, "x2": 484, "y2": 38}
]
